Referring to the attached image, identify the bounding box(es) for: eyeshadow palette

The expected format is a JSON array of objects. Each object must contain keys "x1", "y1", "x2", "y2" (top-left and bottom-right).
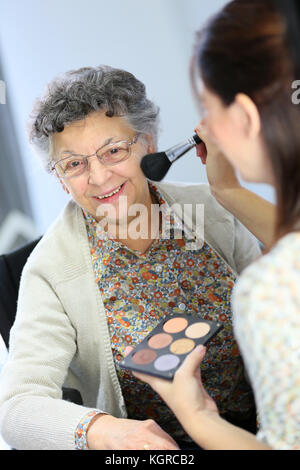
[{"x1": 120, "y1": 314, "x2": 223, "y2": 380}]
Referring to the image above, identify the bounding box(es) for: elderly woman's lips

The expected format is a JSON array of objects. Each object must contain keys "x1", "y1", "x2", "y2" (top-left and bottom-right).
[
  {"x1": 95, "y1": 184, "x2": 124, "y2": 198},
  {"x1": 92, "y1": 182, "x2": 127, "y2": 202}
]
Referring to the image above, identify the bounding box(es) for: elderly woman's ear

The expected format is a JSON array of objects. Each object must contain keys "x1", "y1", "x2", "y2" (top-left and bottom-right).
[{"x1": 142, "y1": 134, "x2": 156, "y2": 155}]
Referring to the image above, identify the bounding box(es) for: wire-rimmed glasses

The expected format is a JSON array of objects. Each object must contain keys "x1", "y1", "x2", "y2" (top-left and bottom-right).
[{"x1": 51, "y1": 134, "x2": 140, "y2": 179}]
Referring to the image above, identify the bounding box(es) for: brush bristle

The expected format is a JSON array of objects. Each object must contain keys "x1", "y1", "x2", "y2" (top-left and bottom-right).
[{"x1": 140, "y1": 152, "x2": 172, "y2": 181}]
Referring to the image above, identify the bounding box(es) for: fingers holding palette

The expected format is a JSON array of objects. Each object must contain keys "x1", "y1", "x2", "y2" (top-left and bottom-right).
[{"x1": 120, "y1": 314, "x2": 223, "y2": 380}]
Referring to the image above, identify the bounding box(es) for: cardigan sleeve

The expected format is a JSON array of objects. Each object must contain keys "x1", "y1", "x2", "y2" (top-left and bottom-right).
[
  {"x1": 0, "y1": 262, "x2": 102, "y2": 450},
  {"x1": 232, "y1": 217, "x2": 262, "y2": 275}
]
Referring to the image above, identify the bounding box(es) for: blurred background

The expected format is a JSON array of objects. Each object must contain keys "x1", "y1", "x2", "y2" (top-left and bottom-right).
[
  {"x1": 0, "y1": 0, "x2": 275, "y2": 255},
  {"x1": 0, "y1": 0, "x2": 277, "y2": 450}
]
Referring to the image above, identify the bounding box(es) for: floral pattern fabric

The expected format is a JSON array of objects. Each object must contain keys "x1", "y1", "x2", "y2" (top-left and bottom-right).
[
  {"x1": 232, "y1": 233, "x2": 300, "y2": 450},
  {"x1": 74, "y1": 411, "x2": 99, "y2": 450}
]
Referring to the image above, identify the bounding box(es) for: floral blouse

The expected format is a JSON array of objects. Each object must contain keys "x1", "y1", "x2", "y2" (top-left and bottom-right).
[
  {"x1": 74, "y1": 183, "x2": 254, "y2": 449},
  {"x1": 232, "y1": 233, "x2": 300, "y2": 450}
]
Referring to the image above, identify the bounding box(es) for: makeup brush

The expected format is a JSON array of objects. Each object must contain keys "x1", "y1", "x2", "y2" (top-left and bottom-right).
[{"x1": 141, "y1": 134, "x2": 202, "y2": 182}]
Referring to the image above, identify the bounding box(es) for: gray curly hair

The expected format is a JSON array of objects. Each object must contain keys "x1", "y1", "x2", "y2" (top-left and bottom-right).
[{"x1": 28, "y1": 65, "x2": 160, "y2": 172}]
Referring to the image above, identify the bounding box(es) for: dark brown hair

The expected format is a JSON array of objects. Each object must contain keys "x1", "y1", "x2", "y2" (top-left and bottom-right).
[{"x1": 192, "y1": 0, "x2": 300, "y2": 244}]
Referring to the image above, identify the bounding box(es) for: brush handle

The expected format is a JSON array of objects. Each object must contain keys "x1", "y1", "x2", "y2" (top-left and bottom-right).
[{"x1": 165, "y1": 135, "x2": 202, "y2": 163}]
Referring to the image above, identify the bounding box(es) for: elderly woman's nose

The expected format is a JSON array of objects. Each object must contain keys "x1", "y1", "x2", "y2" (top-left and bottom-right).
[{"x1": 88, "y1": 156, "x2": 113, "y2": 184}]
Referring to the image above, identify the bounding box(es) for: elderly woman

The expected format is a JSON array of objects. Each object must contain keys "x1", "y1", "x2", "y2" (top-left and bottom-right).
[{"x1": 0, "y1": 66, "x2": 260, "y2": 450}]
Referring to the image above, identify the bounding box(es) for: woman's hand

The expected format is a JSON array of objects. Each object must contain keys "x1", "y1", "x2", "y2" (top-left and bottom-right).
[
  {"x1": 133, "y1": 345, "x2": 219, "y2": 429},
  {"x1": 195, "y1": 121, "x2": 241, "y2": 199},
  {"x1": 125, "y1": 347, "x2": 271, "y2": 450},
  {"x1": 86, "y1": 413, "x2": 179, "y2": 450}
]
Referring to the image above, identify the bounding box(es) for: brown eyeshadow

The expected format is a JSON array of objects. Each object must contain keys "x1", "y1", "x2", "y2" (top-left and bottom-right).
[
  {"x1": 132, "y1": 349, "x2": 157, "y2": 365},
  {"x1": 148, "y1": 333, "x2": 173, "y2": 349}
]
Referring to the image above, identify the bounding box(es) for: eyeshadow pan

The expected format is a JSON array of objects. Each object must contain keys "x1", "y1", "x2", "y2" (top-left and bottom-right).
[
  {"x1": 169, "y1": 338, "x2": 195, "y2": 355},
  {"x1": 163, "y1": 317, "x2": 188, "y2": 334},
  {"x1": 132, "y1": 349, "x2": 157, "y2": 365},
  {"x1": 185, "y1": 322, "x2": 211, "y2": 339},
  {"x1": 154, "y1": 354, "x2": 180, "y2": 371},
  {"x1": 148, "y1": 333, "x2": 172, "y2": 349}
]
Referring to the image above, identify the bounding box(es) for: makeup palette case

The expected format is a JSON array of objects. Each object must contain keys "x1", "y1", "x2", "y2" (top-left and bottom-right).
[{"x1": 120, "y1": 314, "x2": 223, "y2": 380}]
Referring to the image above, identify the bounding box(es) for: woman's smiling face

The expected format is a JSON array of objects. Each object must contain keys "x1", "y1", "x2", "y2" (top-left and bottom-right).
[{"x1": 52, "y1": 111, "x2": 154, "y2": 228}]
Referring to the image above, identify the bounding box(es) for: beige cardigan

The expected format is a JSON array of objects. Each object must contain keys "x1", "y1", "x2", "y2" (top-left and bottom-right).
[{"x1": 0, "y1": 182, "x2": 261, "y2": 450}]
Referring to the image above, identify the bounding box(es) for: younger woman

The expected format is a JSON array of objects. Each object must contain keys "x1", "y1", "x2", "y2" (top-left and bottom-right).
[{"x1": 135, "y1": 0, "x2": 300, "y2": 450}]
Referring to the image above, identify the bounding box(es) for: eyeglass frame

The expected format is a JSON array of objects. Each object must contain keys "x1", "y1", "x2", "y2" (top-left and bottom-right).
[{"x1": 50, "y1": 133, "x2": 141, "y2": 179}]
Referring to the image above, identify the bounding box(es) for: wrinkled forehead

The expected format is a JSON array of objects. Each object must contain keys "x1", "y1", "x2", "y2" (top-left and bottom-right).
[{"x1": 51, "y1": 111, "x2": 135, "y2": 159}]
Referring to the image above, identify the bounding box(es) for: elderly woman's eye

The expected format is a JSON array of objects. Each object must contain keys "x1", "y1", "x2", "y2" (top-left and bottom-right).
[
  {"x1": 101, "y1": 148, "x2": 121, "y2": 160},
  {"x1": 69, "y1": 160, "x2": 81, "y2": 167},
  {"x1": 102, "y1": 144, "x2": 127, "y2": 160},
  {"x1": 64, "y1": 159, "x2": 84, "y2": 171},
  {"x1": 109, "y1": 147, "x2": 121, "y2": 155}
]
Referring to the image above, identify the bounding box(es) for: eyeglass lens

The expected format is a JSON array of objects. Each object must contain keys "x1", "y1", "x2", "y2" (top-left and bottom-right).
[{"x1": 56, "y1": 140, "x2": 131, "y2": 178}]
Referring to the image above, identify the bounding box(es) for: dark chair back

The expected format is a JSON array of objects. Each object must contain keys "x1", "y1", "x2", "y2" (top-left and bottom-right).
[
  {"x1": 0, "y1": 239, "x2": 41, "y2": 348},
  {"x1": 0, "y1": 239, "x2": 83, "y2": 405}
]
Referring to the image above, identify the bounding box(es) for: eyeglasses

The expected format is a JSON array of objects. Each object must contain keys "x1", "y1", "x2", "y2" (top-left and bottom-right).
[{"x1": 51, "y1": 134, "x2": 140, "y2": 179}]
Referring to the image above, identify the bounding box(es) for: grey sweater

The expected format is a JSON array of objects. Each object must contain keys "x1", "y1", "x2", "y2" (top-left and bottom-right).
[{"x1": 0, "y1": 182, "x2": 261, "y2": 449}]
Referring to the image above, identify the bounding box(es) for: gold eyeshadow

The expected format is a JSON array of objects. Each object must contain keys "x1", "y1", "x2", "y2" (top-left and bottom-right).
[
  {"x1": 120, "y1": 314, "x2": 223, "y2": 380},
  {"x1": 169, "y1": 338, "x2": 195, "y2": 355}
]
